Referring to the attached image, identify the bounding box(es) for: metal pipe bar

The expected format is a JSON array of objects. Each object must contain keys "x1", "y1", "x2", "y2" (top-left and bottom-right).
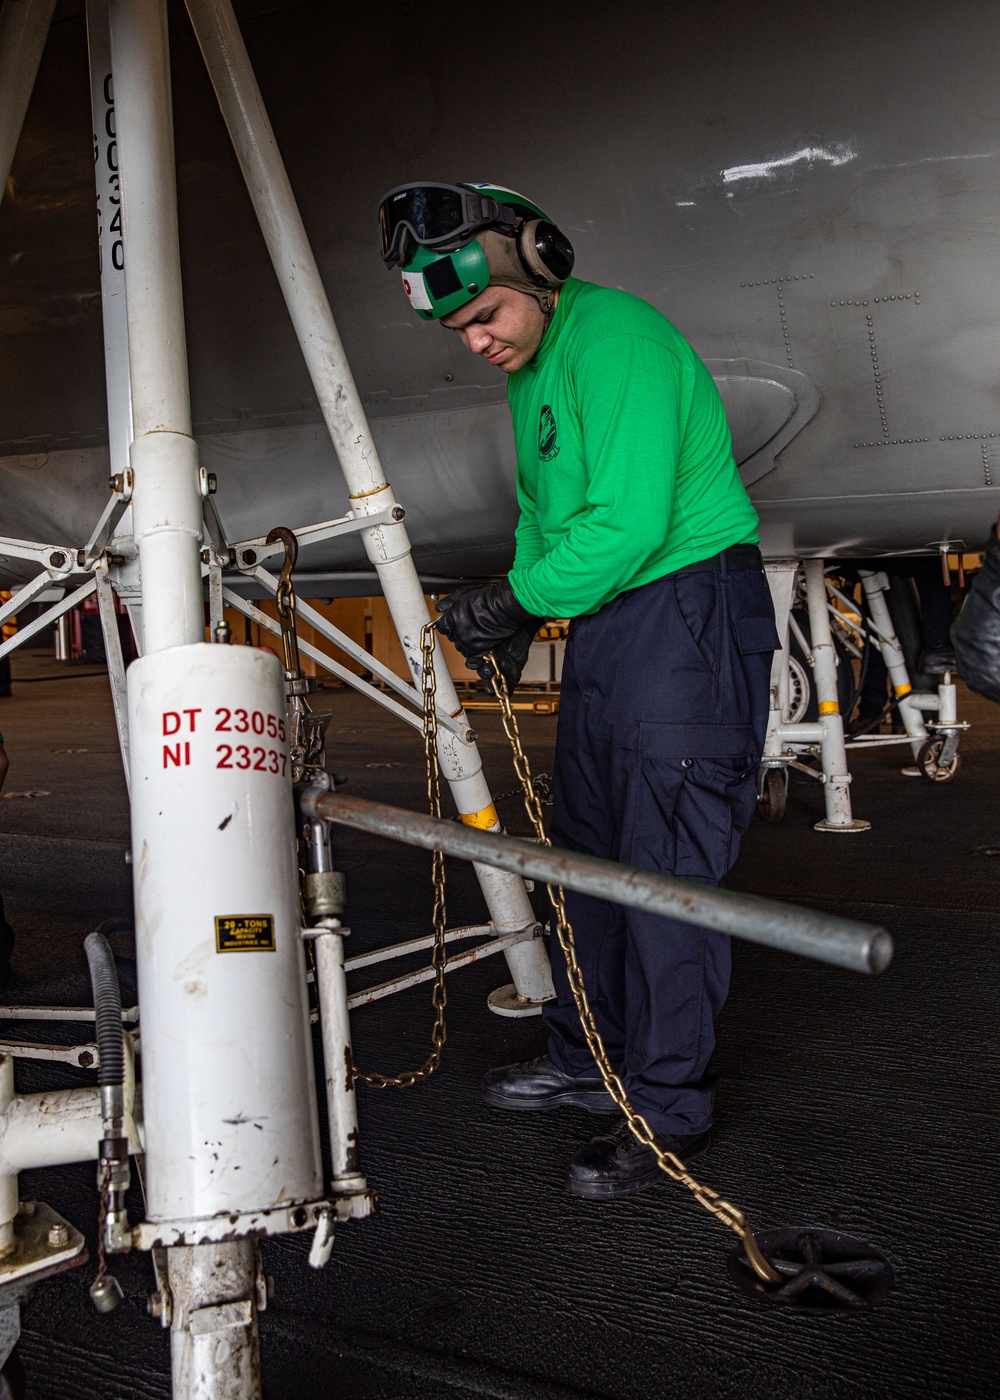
[
  {"x1": 0, "y1": 0, "x2": 56, "y2": 209},
  {"x1": 0, "y1": 1006, "x2": 139, "y2": 1023},
  {"x1": 0, "y1": 1040, "x2": 100, "y2": 1068},
  {"x1": 82, "y1": 491, "x2": 128, "y2": 565},
  {"x1": 805, "y1": 559, "x2": 868, "y2": 831},
  {"x1": 858, "y1": 570, "x2": 927, "y2": 756},
  {"x1": 343, "y1": 922, "x2": 495, "y2": 973},
  {"x1": 0, "y1": 536, "x2": 77, "y2": 569},
  {"x1": 0, "y1": 569, "x2": 60, "y2": 631},
  {"x1": 93, "y1": 559, "x2": 130, "y2": 785},
  {"x1": 86, "y1": 0, "x2": 134, "y2": 485},
  {"x1": 0, "y1": 579, "x2": 97, "y2": 663},
  {"x1": 232, "y1": 508, "x2": 392, "y2": 567},
  {"x1": 305, "y1": 790, "x2": 892, "y2": 976},
  {"x1": 826, "y1": 579, "x2": 895, "y2": 645},
  {"x1": 847, "y1": 734, "x2": 930, "y2": 748},
  {"x1": 784, "y1": 758, "x2": 826, "y2": 780},
  {"x1": 827, "y1": 608, "x2": 863, "y2": 659},
  {"x1": 345, "y1": 930, "x2": 536, "y2": 1010},
  {"x1": 312, "y1": 930, "x2": 367, "y2": 1192},
  {"x1": 787, "y1": 609, "x2": 812, "y2": 663}
]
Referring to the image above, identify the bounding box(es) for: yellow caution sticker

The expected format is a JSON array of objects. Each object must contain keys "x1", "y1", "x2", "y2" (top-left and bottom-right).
[
  {"x1": 215, "y1": 914, "x2": 275, "y2": 953},
  {"x1": 894, "y1": 682, "x2": 912, "y2": 696},
  {"x1": 459, "y1": 803, "x2": 499, "y2": 831},
  {"x1": 818, "y1": 700, "x2": 840, "y2": 715}
]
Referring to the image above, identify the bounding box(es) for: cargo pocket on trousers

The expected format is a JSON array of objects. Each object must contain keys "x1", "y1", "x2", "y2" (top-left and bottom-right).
[
  {"x1": 732, "y1": 613, "x2": 781, "y2": 654},
  {"x1": 673, "y1": 756, "x2": 758, "y2": 881},
  {"x1": 627, "y1": 724, "x2": 752, "y2": 880}
]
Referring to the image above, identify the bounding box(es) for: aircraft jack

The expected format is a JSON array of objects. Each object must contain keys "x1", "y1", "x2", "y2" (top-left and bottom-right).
[{"x1": 761, "y1": 560, "x2": 968, "y2": 829}]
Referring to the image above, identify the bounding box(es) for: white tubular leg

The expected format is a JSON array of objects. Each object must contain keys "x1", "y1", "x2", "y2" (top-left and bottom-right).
[
  {"x1": 110, "y1": 0, "x2": 204, "y2": 654},
  {"x1": 858, "y1": 570, "x2": 928, "y2": 757},
  {"x1": 312, "y1": 930, "x2": 366, "y2": 1193},
  {"x1": 762, "y1": 561, "x2": 798, "y2": 758},
  {"x1": 803, "y1": 561, "x2": 870, "y2": 832},
  {"x1": 168, "y1": 1241, "x2": 260, "y2": 1400},
  {"x1": 183, "y1": 0, "x2": 553, "y2": 1011}
]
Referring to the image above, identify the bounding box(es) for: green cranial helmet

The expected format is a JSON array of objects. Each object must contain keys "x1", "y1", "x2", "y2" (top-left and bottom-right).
[{"x1": 384, "y1": 183, "x2": 572, "y2": 321}]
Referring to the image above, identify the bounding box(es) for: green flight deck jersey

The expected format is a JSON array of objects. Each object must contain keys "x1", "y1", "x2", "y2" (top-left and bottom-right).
[{"x1": 506, "y1": 277, "x2": 759, "y2": 618}]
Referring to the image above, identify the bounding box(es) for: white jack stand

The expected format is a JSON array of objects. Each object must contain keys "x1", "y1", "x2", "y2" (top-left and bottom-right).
[
  {"x1": 855, "y1": 571, "x2": 966, "y2": 782},
  {"x1": 762, "y1": 560, "x2": 871, "y2": 832},
  {"x1": 761, "y1": 559, "x2": 968, "y2": 828}
]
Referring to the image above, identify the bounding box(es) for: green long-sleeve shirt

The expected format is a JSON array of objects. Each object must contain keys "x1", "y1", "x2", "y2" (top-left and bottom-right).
[{"x1": 507, "y1": 277, "x2": 759, "y2": 618}]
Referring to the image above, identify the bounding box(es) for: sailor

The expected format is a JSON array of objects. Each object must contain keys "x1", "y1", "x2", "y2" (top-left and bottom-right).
[{"x1": 377, "y1": 183, "x2": 779, "y2": 1198}]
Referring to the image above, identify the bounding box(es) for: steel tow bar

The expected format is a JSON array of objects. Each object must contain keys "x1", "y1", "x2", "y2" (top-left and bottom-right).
[{"x1": 299, "y1": 789, "x2": 892, "y2": 977}]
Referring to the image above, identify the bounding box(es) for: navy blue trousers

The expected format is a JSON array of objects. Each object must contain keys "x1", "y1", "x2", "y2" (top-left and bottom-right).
[{"x1": 543, "y1": 552, "x2": 778, "y2": 1136}]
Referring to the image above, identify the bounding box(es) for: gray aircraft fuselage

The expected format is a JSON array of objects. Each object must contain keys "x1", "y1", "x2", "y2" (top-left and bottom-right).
[{"x1": 2, "y1": 0, "x2": 999, "y2": 589}]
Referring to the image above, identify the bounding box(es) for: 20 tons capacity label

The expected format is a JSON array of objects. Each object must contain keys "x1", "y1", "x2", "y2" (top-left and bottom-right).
[
  {"x1": 215, "y1": 914, "x2": 276, "y2": 953},
  {"x1": 160, "y1": 706, "x2": 288, "y2": 776}
]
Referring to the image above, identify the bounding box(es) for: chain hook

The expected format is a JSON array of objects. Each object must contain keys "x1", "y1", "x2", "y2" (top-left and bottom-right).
[{"x1": 265, "y1": 526, "x2": 301, "y2": 676}]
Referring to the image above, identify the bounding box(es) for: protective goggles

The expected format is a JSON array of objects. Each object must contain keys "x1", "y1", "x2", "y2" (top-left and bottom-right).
[{"x1": 378, "y1": 183, "x2": 515, "y2": 268}]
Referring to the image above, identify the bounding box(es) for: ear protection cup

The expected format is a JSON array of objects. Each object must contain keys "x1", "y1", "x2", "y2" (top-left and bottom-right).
[{"x1": 517, "y1": 218, "x2": 575, "y2": 287}]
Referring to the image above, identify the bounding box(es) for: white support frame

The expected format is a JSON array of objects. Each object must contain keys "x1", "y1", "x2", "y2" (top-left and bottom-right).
[{"x1": 761, "y1": 560, "x2": 968, "y2": 825}]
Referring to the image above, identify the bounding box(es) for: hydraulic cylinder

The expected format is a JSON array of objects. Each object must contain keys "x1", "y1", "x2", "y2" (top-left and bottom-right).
[{"x1": 128, "y1": 643, "x2": 322, "y2": 1225}]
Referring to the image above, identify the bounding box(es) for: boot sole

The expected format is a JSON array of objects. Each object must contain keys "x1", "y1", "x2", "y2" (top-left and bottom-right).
[
  {"x1": 481, "y1": 1086, "x2": 620, "y2": 1114},
  {"x1": 566, "y1": 1139, "x2": 712, "y2": 1200}
]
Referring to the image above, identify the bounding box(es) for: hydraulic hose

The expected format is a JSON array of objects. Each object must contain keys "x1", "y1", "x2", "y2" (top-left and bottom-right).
[
  {"x1": 83, "y1": 929, "x2": 125, "y2": 1109},
  {"x1": 84, "y1": 925, "x2": 133, "y2": 1274}
]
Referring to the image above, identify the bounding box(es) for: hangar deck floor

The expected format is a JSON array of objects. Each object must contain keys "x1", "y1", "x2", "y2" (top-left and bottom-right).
[{"x1": 0, "y1": 648, "x2": 997, "y2": 1399}]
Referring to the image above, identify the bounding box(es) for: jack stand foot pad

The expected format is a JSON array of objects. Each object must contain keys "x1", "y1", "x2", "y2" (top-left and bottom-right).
[
  {"x1": 487, "y1": 984, "x2": 550, "y2": 1018},
  {"x1": 813, "y1": 818, "x2": 871, "y2": 833}
]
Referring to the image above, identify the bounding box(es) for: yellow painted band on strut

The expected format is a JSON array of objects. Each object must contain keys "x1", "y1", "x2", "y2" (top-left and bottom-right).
[
  {"x1": 894, "y1": 682, "x2": 913, "y2": 696},
  {"x1": 459, "y1": 803, "x2": 499, "y2": 831},
  {"x1": 818, "y1": 700, "x2": 840, "y2": 715}
]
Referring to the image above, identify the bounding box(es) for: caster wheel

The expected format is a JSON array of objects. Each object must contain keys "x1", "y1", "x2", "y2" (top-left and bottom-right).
[
  {"x1": 757, "y1": 768, "x2": 787, "y2": 822},
  {"x1": 917, "y1": 739, "x2": 960, "y2": 783}
]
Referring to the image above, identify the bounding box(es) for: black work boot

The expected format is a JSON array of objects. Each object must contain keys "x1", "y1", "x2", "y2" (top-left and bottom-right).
[
  {"x1": 481, "y1": 1055, "x2": 619, "y2": 1114},
  {"x1": 566, "y1": 1118, "x2": 712, "y2": 1200}
]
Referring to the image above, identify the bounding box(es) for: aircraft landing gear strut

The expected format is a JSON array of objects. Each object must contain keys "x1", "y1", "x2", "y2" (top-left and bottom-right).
[{"x1": 760, "y1": 559, "x2": 967, "y2": 829}]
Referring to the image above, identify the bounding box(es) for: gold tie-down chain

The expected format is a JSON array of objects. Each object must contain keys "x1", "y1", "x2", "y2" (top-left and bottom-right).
[
  {"x1": 354, "y1": 621, "x2": 448, "y2": 1089},
  {"x1": 486, "y1": 652, "x2": 781, "y2": 1286}
]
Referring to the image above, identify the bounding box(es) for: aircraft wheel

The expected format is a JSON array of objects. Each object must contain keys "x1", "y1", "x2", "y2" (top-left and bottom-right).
[
  {"x1": 917, "y1": 739, "x2": 961, "y2": 783},
  {"x1": 757, "y1": 768, "x2": 787, "y2": 822}
]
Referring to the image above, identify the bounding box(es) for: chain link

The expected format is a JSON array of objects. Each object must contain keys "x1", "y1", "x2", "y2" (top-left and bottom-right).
[
  {"x1": 354, "y1": 620, "x2": 448, "y2": 1088},
  {"x1": 486, "y1": 652, "x2": 780, "y2": 1285}
]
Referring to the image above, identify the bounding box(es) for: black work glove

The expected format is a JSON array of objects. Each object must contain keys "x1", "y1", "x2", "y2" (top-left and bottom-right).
[
  {"x1": 467, "y1": 622, "x2": 538, "y2": 697},
  {"x1": 435, "y1": 579, "x2": 542, "y2": 659}
]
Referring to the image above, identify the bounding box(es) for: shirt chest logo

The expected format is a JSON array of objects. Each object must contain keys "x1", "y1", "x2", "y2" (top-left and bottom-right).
[{"x1": 538, "y1": 403, "x2": 561, "y2": 461}]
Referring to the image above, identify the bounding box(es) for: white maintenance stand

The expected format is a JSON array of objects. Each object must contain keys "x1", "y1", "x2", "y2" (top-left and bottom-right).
[{"x1": 760, "y1": 559, "x2": 967, "y2": 830}]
